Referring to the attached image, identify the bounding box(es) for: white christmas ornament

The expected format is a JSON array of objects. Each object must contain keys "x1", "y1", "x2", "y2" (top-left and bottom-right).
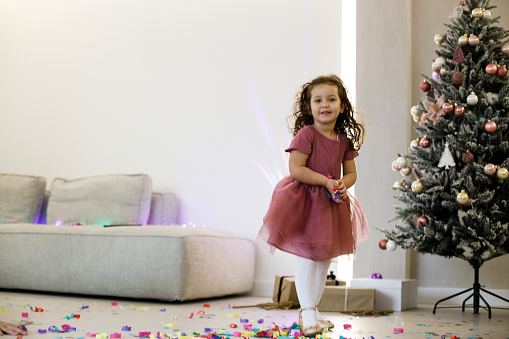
[
  {"x1": 438, "y1": 142, "x2": 456, "y2": 170},
  {"x1": 386, "y1": 240, "x2": 397, "y2": 251},
  {"x1": 483, "y1": 9, "x2": 492, "y2": 20},
  {"x1": 467, "y1": 92, "x2": 479, "y2": 105},
  {"x1": 411, "y1": 105, "x2": 420, "y2": 117},
  {"x1": 397, "y1": 157, "x2": 407, "y2": 168},
  {"x1": 435, "y1": 57, "x2": 446, "y2": 68}
]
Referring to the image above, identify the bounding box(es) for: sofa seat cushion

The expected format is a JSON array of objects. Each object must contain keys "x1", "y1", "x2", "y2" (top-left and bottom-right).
[
  {"x1": 0, "y1": 224, "x2": 255, "y2": 301},
  {"x1": 47, "y1": 174, "x2": 152, "y2": 226},
  {"x1": 0, "y1": 173, "x2": 46, "y2": 224}
]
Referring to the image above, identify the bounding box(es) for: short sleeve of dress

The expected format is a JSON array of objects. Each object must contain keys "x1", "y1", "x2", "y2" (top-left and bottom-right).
[
  {"x1": 341, "y1": 133, "x2": 359, "y2": 161},
  {"x1": 285, "y1": 126, "x2": 314, "y2": 155}
]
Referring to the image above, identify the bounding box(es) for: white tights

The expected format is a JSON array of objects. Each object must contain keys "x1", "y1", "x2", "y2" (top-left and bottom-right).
[{"x1": 295, "y1": 256, "x2": 331, "y2": 327}]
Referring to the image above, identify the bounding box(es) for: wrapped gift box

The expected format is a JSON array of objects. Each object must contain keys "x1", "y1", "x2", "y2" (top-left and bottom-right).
[
  {"x1": 272, "y1": 275, "x2": 299, "y2": 305},
  {"x1": 317, "y1": 286, "x2": 375, "y2": 312},
  {"x1": 326, "y1": 279, "x2": 347, "y2": 286},
  {"x1": 350, "y1": 278, "x2": 418, "y2": 311},
  {"x1": 272, "y1": 275, "x2": 346, "y2": 308}
]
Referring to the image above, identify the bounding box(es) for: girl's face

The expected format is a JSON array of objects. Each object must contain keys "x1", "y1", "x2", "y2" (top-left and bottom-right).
[{"x1": 309, "y1": 84, "x2": 344, "y2": 129}]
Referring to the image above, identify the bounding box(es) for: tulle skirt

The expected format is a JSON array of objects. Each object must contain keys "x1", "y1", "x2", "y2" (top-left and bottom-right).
[{"x1": 258, "y1": 175, "x2": 369, "y2": 261}]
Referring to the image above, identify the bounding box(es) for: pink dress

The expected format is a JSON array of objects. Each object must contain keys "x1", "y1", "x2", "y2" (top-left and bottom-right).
[{"x1": 258, "y1": 125, "x2": 369, "y2": 261}]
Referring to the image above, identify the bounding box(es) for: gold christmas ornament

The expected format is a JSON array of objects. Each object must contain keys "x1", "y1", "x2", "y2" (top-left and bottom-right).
[
  {"x1": 471, "y1": 8, "x2": 484, "y2": 18},
  {"x1": 502, "y1": 44, "x2": 509, "y2": 55},
  {"x1": 411, "y1": 180, "x2": 423, "y2": 193},
  {"x1": 497, "y1": 167, "x2": 509, "y2": 180},
  {"x1": 434, "y1": 34, "x2": 446, "y2": 45},
  {"x1": 393, "y1": 181, "x2": 403, "y2": 189},
  {"x1": 410, "y1": 139, "x2": 420, "y2": 150},
  {"x1": 457, "y1": 189, "x2": 469, "y2": 205},
  {"x1": 458, "y1": 34, "x2": 468, "y2": 46}
]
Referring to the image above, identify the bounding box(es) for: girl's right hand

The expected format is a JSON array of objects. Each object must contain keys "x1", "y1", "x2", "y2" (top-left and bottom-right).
[
  {"x1": 0, "y1": 320, "x2": 32, "y2": 336},
  {"x1": 325, "y1": 179, "x2": 345, "y2": 204}
]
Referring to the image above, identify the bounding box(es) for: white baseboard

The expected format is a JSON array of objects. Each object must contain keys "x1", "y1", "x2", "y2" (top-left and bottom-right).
[
  {"x1": 249, "y1": 281, "x2": 273, "y2": 298},
  {"x1": 249, "y1": 281, "x2": 509, "y2": 308}
]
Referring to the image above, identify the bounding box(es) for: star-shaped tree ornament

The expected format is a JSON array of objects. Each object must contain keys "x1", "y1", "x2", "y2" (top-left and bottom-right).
[{"x1": 420, "y1": 95, "x2": 446, "y2": 125}]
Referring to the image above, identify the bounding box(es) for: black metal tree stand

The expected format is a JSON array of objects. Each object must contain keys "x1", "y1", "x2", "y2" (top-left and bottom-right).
[{"x1": 432, "y1": 263, "x2": 509, "y2": 318}]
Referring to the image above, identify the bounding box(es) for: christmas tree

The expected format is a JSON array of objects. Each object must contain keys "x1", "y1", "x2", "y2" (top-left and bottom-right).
[{"x1": 382, "y1": 0, "x2": 509, "y2": 313}]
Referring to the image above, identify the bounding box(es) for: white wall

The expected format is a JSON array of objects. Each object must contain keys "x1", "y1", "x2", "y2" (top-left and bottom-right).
[
  {"x1": 354, "y1": 0, "x2": 412, "y2": 280},
  {"x1": 0, "y1": 0, "x2": 342, "y2": 294}
]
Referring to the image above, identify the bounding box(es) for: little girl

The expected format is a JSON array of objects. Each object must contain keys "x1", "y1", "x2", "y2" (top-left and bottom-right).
[{"x1": 258, "y1": 74, "x2": 369, "y2": 337}]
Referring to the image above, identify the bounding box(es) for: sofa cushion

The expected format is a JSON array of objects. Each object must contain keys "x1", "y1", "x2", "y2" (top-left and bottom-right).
[
  {"x1": 0, "y1": 224, "x2": 255, "y2": 301},
  {"x1": 147, "y1": 192, "x2": 178, "y2": 225},
  {"x1": 47, "y1": 174, "x2": 152, "y2": 226},
  {"x1": 0, "y1": 173, "x2": 46, "y2": 223}
]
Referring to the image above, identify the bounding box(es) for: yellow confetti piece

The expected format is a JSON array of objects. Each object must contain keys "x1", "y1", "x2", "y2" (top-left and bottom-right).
[
  {"x1": 96, "y1": 333, "x2": 107, "y2": 339},
  {"x1": 135, "y1": 307, "x2": 150, "y2": 311},
  {"x1": 241, "y1": 332, "x2": 254, "y2": 337},
  {"x1": 0, "y1": 309, "x2": 7, "y2": 313},
  {"x1": 163, "y1": 324, "x2": 174, "y2": 328},
  {"x1": 227, "y1": 314, "x2": 239, "y2": 318}
]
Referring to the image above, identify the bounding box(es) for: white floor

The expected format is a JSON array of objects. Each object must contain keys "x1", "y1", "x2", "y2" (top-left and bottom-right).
[{"x1": 1, "y1": 290, "x2": 509, "y2": 339}]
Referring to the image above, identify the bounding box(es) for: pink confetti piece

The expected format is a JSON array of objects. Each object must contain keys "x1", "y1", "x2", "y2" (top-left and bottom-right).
[
  {"x1": 243, "y1": 324, "x2": 252, "y2": 331},
  {"x1": 343, "y1": 324, "x2": 352, "y2": 330},
  {"x1": 393, "y1": 327, "x2": 404, "y2": 333},
  {"x1": 188, "y1": 312, "x2": 194, "y2": 319},
  {"x1": 86, "y1": 332, "x2": 96, "y2": 337},
  {"x1": 139, "y1": 332, "x2": 151, "y2": 337},
  {"x1": 22, "y1": 312, "x2": 29, "y2": 317},
  {"x1": 233, "y1": 332, "x2": 241, "y2": 337},
  {"x1": 111, "y1": 302, "x2": 118, "y2": 306},
  {"x1": 110, "y1": 333, "x2": 121, "y2": 338}
]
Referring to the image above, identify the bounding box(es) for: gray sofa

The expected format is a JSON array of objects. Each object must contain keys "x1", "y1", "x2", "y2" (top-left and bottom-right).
[{"x1": 0, "y1": 173, "x2": 255, "y2": 301}]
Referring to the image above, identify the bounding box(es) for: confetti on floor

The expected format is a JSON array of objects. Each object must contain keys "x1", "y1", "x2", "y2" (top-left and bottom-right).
[{"x1": 1, "y1": 292, "x2": 509, "y2": 339}]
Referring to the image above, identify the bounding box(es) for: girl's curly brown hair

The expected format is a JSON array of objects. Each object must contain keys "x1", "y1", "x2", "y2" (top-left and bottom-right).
[{"x1": 288, "y1": 74, "x2": 365, "y2": 152}]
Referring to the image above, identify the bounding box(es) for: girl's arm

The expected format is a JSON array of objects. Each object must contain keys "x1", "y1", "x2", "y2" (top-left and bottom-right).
[
  {"x1": 335, "y1": 159, "x2": 357, "y2": 197},
  {"x1": 289, "y1": 150, "x2": 342, "y2": 197}
]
